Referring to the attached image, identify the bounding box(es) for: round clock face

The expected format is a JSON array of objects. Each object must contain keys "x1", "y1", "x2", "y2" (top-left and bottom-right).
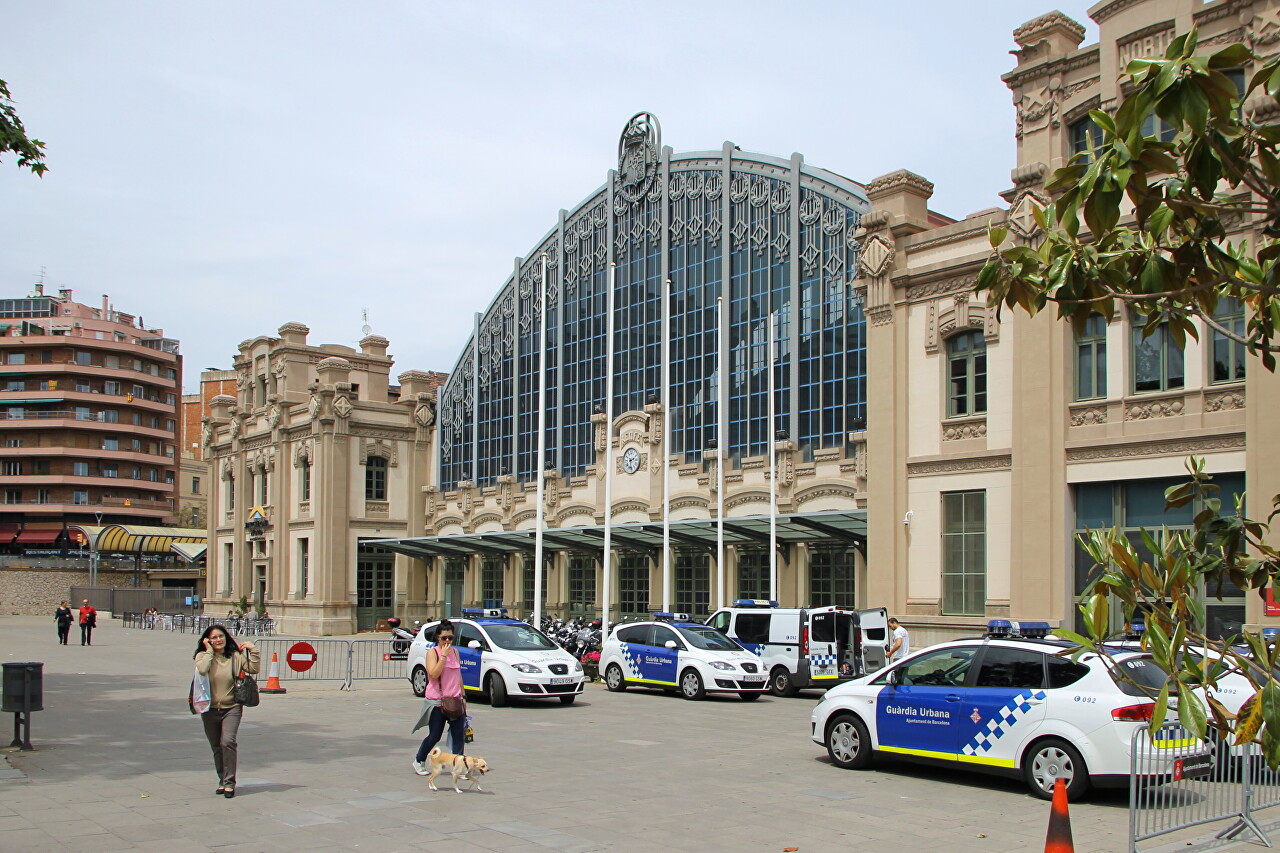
[{"x1": 622, "y1": 447, "x2": 641, "y2": 474}]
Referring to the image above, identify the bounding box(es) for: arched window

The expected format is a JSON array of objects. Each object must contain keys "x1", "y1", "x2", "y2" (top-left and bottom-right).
[
  {"x1": 365, "y1": 456, "x2": 387, "y2": 501},
  {"x1": 946, "y1": 330, "x2": 987, "y2": 417},
  {"x1": 1074, "y1": 313, "x2": 1108, "y2": 400},
  {"x1": 1069, "y1": 116, "x2": 1104, "y2": 163}
]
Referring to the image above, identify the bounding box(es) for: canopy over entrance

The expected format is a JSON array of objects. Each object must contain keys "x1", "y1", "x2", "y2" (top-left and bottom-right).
[
  {"x1": 68, "y1": 524, "x2": 206, "y2": 554},
  {"x1": 369, "y1": 509, "x2": 866, "y2": 561}
]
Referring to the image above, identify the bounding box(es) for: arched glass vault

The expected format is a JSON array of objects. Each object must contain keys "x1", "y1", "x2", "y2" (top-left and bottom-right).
[{"x1": 438, "y1": 121, "x2": 870, "y2": 491}]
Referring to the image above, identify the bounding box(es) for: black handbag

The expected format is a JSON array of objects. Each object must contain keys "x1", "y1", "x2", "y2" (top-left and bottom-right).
[{"x1": 232, "y1": 653, "x2": 260, "y2": 707}]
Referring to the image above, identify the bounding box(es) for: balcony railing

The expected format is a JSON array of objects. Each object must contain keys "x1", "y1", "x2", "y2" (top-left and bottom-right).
[{"x1": 1, "y1": 497, "x2": 174, "y2": 508}]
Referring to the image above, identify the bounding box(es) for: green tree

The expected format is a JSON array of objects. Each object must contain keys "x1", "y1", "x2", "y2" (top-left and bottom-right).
[
  {"x1": 978, "y1": 31, "x2": 1280, "y2": 761},
  {"x1": 0, "y1": 79, "x2": 47, "y2": 176}
]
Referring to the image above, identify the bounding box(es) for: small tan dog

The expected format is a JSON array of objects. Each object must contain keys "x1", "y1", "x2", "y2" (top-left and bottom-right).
[{"x1": 426, "y1": 746, "x2": 490, "y2": 793}]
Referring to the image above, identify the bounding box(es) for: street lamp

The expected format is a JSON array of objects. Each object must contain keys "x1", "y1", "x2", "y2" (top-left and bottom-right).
[{"x1": 90, "y1": 511, "x2": 103, "y2": 587}]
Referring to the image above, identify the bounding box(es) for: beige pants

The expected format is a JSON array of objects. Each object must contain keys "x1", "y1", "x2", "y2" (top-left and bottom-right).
[{"x1": 201, "y1": 705, "x2": 243, "y2": 788}]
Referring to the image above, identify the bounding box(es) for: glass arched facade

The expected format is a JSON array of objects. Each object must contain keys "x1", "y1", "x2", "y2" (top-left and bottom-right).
[{"x1": 438, "y1": 136, "x2": 870, "y2": 491}]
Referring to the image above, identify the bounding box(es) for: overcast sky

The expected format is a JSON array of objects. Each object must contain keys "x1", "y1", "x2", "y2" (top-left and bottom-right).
[{"x1": 1, "y1": 1, "x2": 1098, "y2": 393}]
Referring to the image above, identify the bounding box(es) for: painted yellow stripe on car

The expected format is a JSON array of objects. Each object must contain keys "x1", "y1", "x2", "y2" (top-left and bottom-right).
[
  {"x1": 631, "y1": 677, "x2": 678, "y2": 687},
  {"x1": 879, "y1": 745, "x2": 958, "y2": 762},
  {"x1": 958, "y1": 754, "x2": 1017, "y2": 768},
  {"x1": 812, "y1": 675, "x2": 838, "y2": 680}
]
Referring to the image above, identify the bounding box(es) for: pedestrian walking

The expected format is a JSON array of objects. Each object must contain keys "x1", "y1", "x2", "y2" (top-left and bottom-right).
[
  {"x1": 193, "y1": 625, "x2": 259, "y2": 798},
  {"x1": 78, "y1": 599, "x2": 97, "y2": 646},
  {"x1": 888, "y1": 617, "x2": 910, "y2": 663},
  {"x1": 411, "y1": 619, "x2": 467, "y2": 777},
  {"x1": 54, "y1": 601, "x2": 73, "y2": 645}
]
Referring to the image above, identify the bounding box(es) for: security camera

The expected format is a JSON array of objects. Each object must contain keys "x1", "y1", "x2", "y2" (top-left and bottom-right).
[{"x1": 903, "y1": 510, "x2": 914, "y2": 526}]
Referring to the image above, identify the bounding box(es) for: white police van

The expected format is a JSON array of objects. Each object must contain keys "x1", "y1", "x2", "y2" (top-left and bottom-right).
[
  {"x1": 706, "y1": 600, "x2": 890, "y2": 696},
  {"x1": 600, "y1": 612, "x2": 769, "y2": 700},
  {"x1": 406, "y1": 609, "x2": 585, "y2": 706},
  {"x1": 810, "y1": 620, "x2": 1209, "y2": 800}
]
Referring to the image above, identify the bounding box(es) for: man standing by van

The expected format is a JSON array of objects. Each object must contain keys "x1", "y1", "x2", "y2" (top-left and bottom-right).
[{"x1": 887, "y1": 617, "x2": 909, "y2": 662}]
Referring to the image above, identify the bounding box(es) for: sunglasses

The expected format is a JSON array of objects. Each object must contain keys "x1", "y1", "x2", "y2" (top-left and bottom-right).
[{"x1": 438, "y1": 635, "x2": 454, "y2": 641}]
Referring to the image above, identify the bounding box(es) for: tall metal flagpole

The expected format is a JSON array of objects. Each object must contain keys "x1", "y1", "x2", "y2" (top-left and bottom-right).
[
  {"x1": 661, "y1": 278, "x2": 672, "y2": 612},
  {"x1": 533, "y1": 253, "x2": 548, "y2": 626},
  {"x1": 768, "y1": 311, "x2": 778, "y2": 603},
  {"x1": 716, "y1": 295, "x2": 726, "y2": 611},
  {"x1": 602, "y1": 263, "x2": 616, "y2": 632}
]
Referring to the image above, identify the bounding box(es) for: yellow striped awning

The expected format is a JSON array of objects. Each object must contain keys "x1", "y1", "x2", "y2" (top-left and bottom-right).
[{"x1": 95, "y1": 525, "x2": 206, "y2": 554}]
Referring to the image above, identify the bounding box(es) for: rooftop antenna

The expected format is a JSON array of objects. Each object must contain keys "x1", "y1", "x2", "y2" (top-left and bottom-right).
[{"x1": 361, "y1": 308, "x2": 372, "y2": 337}]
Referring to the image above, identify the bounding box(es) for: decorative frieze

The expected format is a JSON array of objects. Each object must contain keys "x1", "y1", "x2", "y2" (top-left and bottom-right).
[
  {"x1": 1066, "y1": 433, "x2": 1246, "y2": 462},
  {"x1": 907, "y1": 454, "x2": 1012, "y2": 477},
  {"x1": 1125, "y1": 397, "x2": 1184, "y2": 421},
  {"x1": 1205, "y1": 389, "x2": 1245, "y2": 412},
  {"x1": 942, "y1": 418, "x2": 987, "y2": 442},
  {"x1": 1069, "y1": 405, "x2": 1108, "y2": 426}
]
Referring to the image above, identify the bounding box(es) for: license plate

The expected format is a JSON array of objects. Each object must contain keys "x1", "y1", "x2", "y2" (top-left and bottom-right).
[
  {"x1": 741, "y1": 676, "x2": 765, "y2": 682},
  {"x1": 549, "y1": 677, "x2": 576, "y2": 684}
]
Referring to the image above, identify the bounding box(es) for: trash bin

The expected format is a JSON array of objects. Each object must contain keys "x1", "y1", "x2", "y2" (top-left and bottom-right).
[{"x1": 2, "y1": 662, "x2": 43, "y2": 713}]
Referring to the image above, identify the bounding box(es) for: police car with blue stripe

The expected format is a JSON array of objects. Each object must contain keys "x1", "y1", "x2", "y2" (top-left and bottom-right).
[
  {"x1": 810, "y1": 620, "x2": 1206, "y2": 800},
  {"x1": 407, "y1": 609, "x2": 585, "y2": 706},
  {"x1": 600, "y1": 612, "x2": 769, "y2": 700}
]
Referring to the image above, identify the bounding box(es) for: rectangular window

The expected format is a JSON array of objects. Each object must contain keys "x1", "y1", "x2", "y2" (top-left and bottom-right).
[
  {"x1": 809, "y1": 544, "x2": 856, "y2": 606},
  {"x1": 298, "y1": 537, "x2": 310, "y2": 595},
  {"x1": 73, "y1": 489, "x2": 88, "y2": 505},
  {"x1": 5, "y1": 380, "x2": 22, "y2": 391},
  {"x1": 481, "y1": 555, "x2": 504, "y2": 607},
  {"x1": 35, "y1": 488, "x2": 49, "y2": 504},
  {"x1": 40, "y1": 350, "x2": 52, "y2": 364},
  {"x1": 101, "y1": 463, "x2": 118, "y2": 478},
  {"x1": 942, "y1": 490, "x2": 986, "y2": 616},
  {"x1": 165, "y1": 419, "x2": 175, "y2": 433},
  {"x1": 946, "y1": 332, "x2": 987, "y2": 417},
  {"x1": 101, "y1": 409, "x2": 119, "y2": 423},
  {"x1": 736, "y1": 546, "x2": 769, "y2": 601},
  {"x1": 73, "y1": 462, "x2": 88, "y2": 476},
  {"x1": 102, "y1": 438, "x2": 118, "y2": 450},
  {"x1": 566, "y1": 553, "x2": 596, "y2": 614},
  {"x1": 1132, "y1": 320, "x2": 1184, "y2": 393},
  {"x1": 226, "y1": 476, "x2": 235, "y2": 512},
  {"x1": 75, "y1": 406, "x2": 91, "y2": 421},
  {"x1": 224, "y1": 543, "x2": 234, "y2": 592},
  {"x1": 257, "y1": 472, "x2": 268, "y2": 505},
  {"x1": 75, "y1": 380, "x2": 90, "y2": 393},
  {"x1": 75, "y1": 351, "x2": 91, "y2": 366},
  {"x1": 1212, "y1": 297, "x2": 1246, "y2": 384},
  {"x1": 299, "y1": 461, "x2": 310, "y2": 502},
  {"x1": 2, "y1": 460, "x2": 21, "y2": 476},
  {"x1": 192, "y1": 476, "x2": 201, "y2": 494},
  {"x1": 1070, "y1": 116, "x2": 1104, "y2": 163},
  {"x1": 365, "y1": 457, "x2": 387, "y2": 501},
  {"x1": 5, "y1": 489, "x2": 22, "y2": 504},
  {"x1": 104, "y1": 355, "x2": 119, "y2": 369},
  {"x1": 7, "y1": 352, "x2": 25, "y2": 365},
  {"x1": 4, "y1": 439, "x2": 22, "y2": 448},
  {"x1": 674, "y1": 548, "x2": 709, "y2": 616},
  {"x1": 618, "y1": 552, "x2": 650, "y2": 617},
  {"x1": 1074, "y1": 313, "x2": 1108, "y2": 400}
]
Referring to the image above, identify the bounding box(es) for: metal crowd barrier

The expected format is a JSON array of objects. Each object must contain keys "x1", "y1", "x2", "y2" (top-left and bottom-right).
[
  {"x1": 120, "y1": 613, "x2": 276, "y2": 636},
  {"x1": 348, "y1": 637, "x2": 411, "y2": 684},
  {"x1": 249, "y1": 638, "x2": 383, "y2": 689},
  {"x1": 1129, "y1": 723, "x2": 1279, "y2": 851}
]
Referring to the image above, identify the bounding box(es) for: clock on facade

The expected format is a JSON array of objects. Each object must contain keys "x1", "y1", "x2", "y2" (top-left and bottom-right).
[{"x1": 622, "y1": 447, "x2": 641, "y2": 474}]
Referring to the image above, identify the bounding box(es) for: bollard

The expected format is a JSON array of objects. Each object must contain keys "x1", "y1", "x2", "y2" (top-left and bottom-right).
[
  {"x1": 2, "y1": 662, "x2": 43, "y2": 751},
  {"x1": 261, "y1": 652, "x2": 287, "y2": 694},
  {"x1": 1044, "y1": 777, "x2": 1074, "y2": 852}
]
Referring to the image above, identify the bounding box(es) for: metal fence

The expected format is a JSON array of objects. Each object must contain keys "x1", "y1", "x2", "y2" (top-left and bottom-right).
[
  {"x1": 71, "y1": 586, "x2": 195, "y2": 614},
  {"x1": 348, "y1": 637, "x2": 411, "y2": 683},
  {"x1": 1130, "y1": 723, "x2": 1280, "y2": 851},
  {"x1": 251, "y1": 639, "x2": 357, "y2": 686},
  {"x1": 120, "y1": 613, "x2": 276, "y2": 636}
]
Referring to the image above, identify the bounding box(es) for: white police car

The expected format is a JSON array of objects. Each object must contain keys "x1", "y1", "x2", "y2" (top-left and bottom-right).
[
  {"x1": 810, "y1": 620, "x2": 1205, "y2": 800},
  {"x1": 600, "y1": 612, "x2": 769, "y2": 700},
  {"x1": 407, "y1": 609, "x2": 585, "y2": 706}
]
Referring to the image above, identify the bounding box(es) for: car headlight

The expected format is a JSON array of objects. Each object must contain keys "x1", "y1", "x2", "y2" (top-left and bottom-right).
[
  {"x1": 573, "y1": 660, "x2": 583, "y2": 671},
  {"x1": 710, "y1": 661, "x2": 735, "y2": 671},
  {"x1": 512, "y1": 663, "x2": 542, "y2": 674}
]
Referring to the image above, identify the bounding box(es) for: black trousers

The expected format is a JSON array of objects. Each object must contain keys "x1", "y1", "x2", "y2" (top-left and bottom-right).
[
  {"x1": 80, "y1": 623, "x2": 93, "y2": 645},
  {"x1": 57, "y1": 623, "x2": 71, "y2": 644}
]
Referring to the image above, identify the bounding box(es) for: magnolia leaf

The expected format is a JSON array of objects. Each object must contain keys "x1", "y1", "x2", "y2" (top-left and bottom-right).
[
  {"x1": 1177, "y1": 688, "x2": 1208, "y2": 740},
  {"x1": 1149, "y1": 681, "x2": 1171, "y2": 738},
  {"x1": 1237, "y1": 691, "x2": 1263, "y2": 745}
]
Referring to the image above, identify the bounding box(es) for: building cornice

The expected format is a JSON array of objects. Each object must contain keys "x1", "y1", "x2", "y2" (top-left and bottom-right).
[{"x1": 1065, "y1": 432, "x2": 1245, "y2": 462}]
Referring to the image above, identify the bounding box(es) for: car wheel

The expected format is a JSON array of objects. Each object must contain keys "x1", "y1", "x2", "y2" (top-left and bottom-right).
[
  {"x1": 559, "y1": 694, "x2": 576, "y2": 705},
  {"x1": 826, "y1": 713, "x2": 872, "y2": 769},
  {"x1": 486, "y1": 671, "x2": 509, "y2": 707},
  {"x1": 1023, "y1": 738, "x2": 1091, "y2": 801},
  {"x1": 770, "y1": 666, "x2": 798, "y2": 697},
  {"x1": 680, "y1": 668, "x2": 706, "y2": 700},
  {"x1": 739, "y1": 692, "x2": 762, "y2": 702},
  {"x1": 411, "y1": 666, "x2": 427, "y2": 697},
  {"x1": 605, "y1": 663, "x2": 627, "y2": 692}
]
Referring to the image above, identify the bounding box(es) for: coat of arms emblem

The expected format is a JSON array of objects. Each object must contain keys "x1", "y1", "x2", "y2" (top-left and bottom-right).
[{"x1": 617, "y1": 112, "x2": 661, "y2": 203}]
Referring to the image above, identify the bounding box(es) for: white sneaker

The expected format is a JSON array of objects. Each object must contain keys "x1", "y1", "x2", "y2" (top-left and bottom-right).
[{"x1": 412, "y1": 760, "x2": 428, "y2": 776}]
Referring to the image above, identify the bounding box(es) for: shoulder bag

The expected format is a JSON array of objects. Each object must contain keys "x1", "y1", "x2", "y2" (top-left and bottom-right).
[{"x1": 232, "y1": 652, "x2": 260, "y2": 707}]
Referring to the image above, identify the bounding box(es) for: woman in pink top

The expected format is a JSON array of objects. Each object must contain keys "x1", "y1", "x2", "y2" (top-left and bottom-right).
[{"x1": 411, "y1": 619, "x2": 467, "y2": 775}]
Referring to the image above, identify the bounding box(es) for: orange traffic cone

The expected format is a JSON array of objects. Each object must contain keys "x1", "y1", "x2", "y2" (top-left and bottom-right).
[
  {"x1": 261, "y1": 652, "x2": 287, "y2": 694},
  {"x1": 1045, "y1": 777, "x2": 1074, "y2": 852}
]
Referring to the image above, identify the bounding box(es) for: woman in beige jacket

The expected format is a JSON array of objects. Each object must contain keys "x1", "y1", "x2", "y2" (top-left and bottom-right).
[{"x1": 194, "y1": 625, "x2": 259, "y2": 797}]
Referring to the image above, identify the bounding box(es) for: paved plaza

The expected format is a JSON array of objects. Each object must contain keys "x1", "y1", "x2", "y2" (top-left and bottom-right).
[{"x1": 0, "y1": 615, "x2": 1266, "y2": 853}]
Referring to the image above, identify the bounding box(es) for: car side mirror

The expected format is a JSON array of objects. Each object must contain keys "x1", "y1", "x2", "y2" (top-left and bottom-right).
[
  {"x1": 886, "y1": 669, "x2": 899, "y2": 687},
  {"x1": 468, "y1": 640, "x2": 482, "y2": 650},
  {"x1": 665, "y1": 640, "x2": 678, "y2": 650}
]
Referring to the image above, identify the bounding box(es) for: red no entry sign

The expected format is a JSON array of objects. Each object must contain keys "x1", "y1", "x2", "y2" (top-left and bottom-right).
[{"x1": 287, "y1": 641, "x2": 317, "y2": 672}]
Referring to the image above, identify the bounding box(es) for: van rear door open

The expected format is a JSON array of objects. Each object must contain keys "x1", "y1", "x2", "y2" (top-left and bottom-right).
[{"x1": 858, "y1": 607, "x2": 889, "y2": 673}]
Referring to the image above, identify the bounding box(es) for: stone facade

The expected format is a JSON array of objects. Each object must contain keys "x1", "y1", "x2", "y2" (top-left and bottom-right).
[{"x1": 0, "y1": 567, "x2": 134, "y2": 616}]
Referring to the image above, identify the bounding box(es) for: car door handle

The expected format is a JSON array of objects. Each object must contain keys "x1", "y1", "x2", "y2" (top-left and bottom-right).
[
  {"x1": 946, "y1": 694, "x2": 961, "y2": 702},
  {"x1": 1028, "y1": 698, "x2": 1044, "y2": 705}
]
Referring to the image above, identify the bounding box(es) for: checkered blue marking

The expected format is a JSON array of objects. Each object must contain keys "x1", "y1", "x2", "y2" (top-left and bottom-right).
[
  {"x1": 962, "y1": 691, "x2": 1048, "y2": 755},
  {"x1": 618, "y1": 642, "x2": 646, "y2": 680}
]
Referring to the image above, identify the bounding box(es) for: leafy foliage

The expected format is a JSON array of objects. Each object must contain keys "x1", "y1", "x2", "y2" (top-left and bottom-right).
[
  {"x1": 0, "y1": 79, "x2": 47, "y2": 176},
  {"x1": 978, "y1": 32, "x2": 1280, "y2": 760}
]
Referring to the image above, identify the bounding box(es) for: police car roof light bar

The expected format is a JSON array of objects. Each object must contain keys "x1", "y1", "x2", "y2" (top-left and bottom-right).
[
  {"x1": 987, "y1": 619, "x2": 1013, "y2": 638},
  {"x1": 1014, "y1": 621, "x2": 1051, "y2": 639},
  {"x1": 1264, "y1": 627, "x2": 1280, "y2": 642},
  {"x1": 653, "y1": 612, "x2": 691, "y2": 622},
  {"x1": 732, "y1": 599, "x2": 780, "y2": 608}
]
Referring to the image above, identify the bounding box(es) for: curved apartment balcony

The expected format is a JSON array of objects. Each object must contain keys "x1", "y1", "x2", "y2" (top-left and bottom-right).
[
  {"x1": 1, "y1": 474, "x2": 174, "y2": 493},
  {"x1": 0, "y1": 411, "x2": 175, "y2": 440},
  {"x1": 0, "y1": 445, "x2": 175, "y2": 464},
  {"x1": 0, "y1": 360, "x2": 179, "y2": 389}
]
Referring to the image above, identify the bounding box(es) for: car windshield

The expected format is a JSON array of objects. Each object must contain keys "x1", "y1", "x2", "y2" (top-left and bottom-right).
[
  {"x1": 483, "y1": 623, "x2": 559, "y2": 651},
  {"x1": 1109, "y1": 655, "x2": 1169, "y2": 698},
  {"x1": 677, "y1": 625, "x2": 744, "y2": 651}
]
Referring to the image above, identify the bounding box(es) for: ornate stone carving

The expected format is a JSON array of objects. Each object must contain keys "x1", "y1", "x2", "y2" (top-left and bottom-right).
[
  {"x1": 308, "y1": 395, "x2": 321, "y2": 419},
  {"x1": 1007, "y1": 190, "x2": 1048, "y2": 239},
  {"x1": 1069, "y1": 406, "x2": 1108, "y2": 426},
  {"x1": 332, "y1": 395, "x2": 353, "y2": 419},
  {"x1": 616, "y1": 451, "x2": 648, "y2": 474},
  {"x1": 1066, "y1": 434, "x2": 1245, "y2": 462},
  {"x1": 907, "y1": 454, "x2": 1012, "y2": 476},
  {"x1": 1250, "y1": 6, "x2": 1280, "y2": 47},
  {"x1": 907, "y1": 275, "x2": 977, "y2": 302},
  {"x1": 942, "y1": 418, "x2": 987, "y2": 441},
  {"x1": 272, "y1": 357, "x2": 287, "y2": 378},
  {"x1": 1013, "y1": 10, "x2": 1086, "y2": 43},
  {"x1": 414, "y1": 398, "x2": 436, "y2": 427},
  {"x1": 1015, "y1": 78, "x2": 1063, "y2": 139},
  {"x1": 854, "y1": 210, "x2": 896, "y2": 327},
  {"x1": 1205, "y1": 390, "x2": 1246, "y2": 411},
  {"x1": 926, "y1": 290, "x2": 998, "y2": 354},
  {"x1": 459, "y1": 482, "x2": 474, "y2": 516},
  {"x1": 857, "y1": 234, "x2": 894, "y2": 278},
  {"x1": 617, "y1": 112, "x2": 661, "y2": 204},
  {"x1": 293, "y1": 439, "x2": 313, "y2": 466},
  {"x1": 364, "y1": 501, "x2": 390, "y2": 516},
  {"x1": 267, "y1": 405, "x2": 281, "y2": 429},
  {"x1": 795, "y1": 484, "x2": 859, "y2": 505},
  {"x1": 359, "y1": 438, "x2": 398, "y2": 467},
  {"x1": 1125, "y1": 398, "x2": 1185, "y2": 420},
  {"x1": 220, "y1": 458, "x2": 233, "y2": 480}
]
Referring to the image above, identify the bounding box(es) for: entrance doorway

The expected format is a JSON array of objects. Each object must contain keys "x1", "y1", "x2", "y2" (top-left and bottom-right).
[{"x1": 356, "y1": 544, "x2": 394, "y2": 631}]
